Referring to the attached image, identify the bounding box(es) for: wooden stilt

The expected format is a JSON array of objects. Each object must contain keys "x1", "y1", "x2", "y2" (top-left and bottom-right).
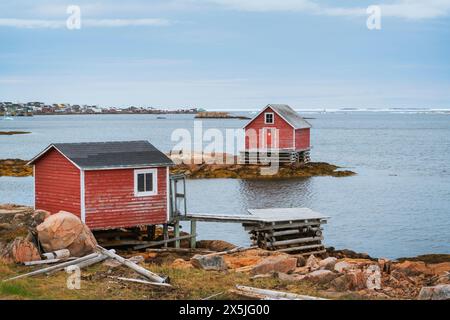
[
  {"x1": 174, "y1": 220, "x2": 180, "y2": 248},
  {"x1": 163, "y1": 224, "x2": 169, "y2": 248},
  {"x1": 147, "y1": 225, "x2": 156, "y2": 240},
  {"x1": 190, "y1": 220, "x2": 197, "y2": 249}
]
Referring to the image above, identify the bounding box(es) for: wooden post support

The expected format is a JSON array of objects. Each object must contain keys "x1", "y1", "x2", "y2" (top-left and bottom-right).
[
  {"x1": 147, "y1": 225, "x2": 156, "y2": 241},
  {"x1": 190, "y1": 220, "x2": 197, "y2": 249},
  {"x1": 163, "y1": 224, "x2": 169, "y2": 248},
  {"x1": 174, "y1": 220, "x2": 180, "y2": 249}
]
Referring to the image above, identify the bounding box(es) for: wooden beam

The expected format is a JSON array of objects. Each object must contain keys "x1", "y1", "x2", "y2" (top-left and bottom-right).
[
  {"x1": 270, "y1": 236, "x2": 323, "y2": 247},
  {"x1": 276, "y1": 244, "x2": 325, "y2": 253},
  {"x1": 133, "y1": 234, "x2": 195, "y2": 250}
]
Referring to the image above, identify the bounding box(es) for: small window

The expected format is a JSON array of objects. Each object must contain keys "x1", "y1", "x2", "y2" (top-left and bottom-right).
[
  {"x1": 134, "y1": 169, "x2": 157, "y2": 196},
  {"x1": 265, "y1": 112, "x2": 274, "y2": 124}
]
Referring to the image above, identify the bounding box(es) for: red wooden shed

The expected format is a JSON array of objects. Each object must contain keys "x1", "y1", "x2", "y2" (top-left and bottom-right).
[
  {"x1": 27, "y1": 141, "x2": 175, "y2": 230},
  {"x1": 240, "y1": 104, "x2": 312, "y2": 163}
]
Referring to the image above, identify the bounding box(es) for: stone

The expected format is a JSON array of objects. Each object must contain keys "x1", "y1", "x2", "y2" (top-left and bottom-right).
[
  {"x1": 330, "y1": 270, "x2": 367, "y2": 291},
  {"x1": 365, "y1": 265, "x2": 382, "y2": 290},
  {"x1": 276, "y1": 272, "x2": 306, "y2": 282},
  {"x1": 191, "y1": 254, "x2": 227, "y2": 271},
  {"x1": 295, "y1": 255, "x2": 306, "y2": 267},
  {"x1": 37, "y1": 211, "x2": 97, "y2": 257},
  {"x1": 306, "y1": 254, "x2": 320, "y2": 271},
  {"x1": 330, "y1": 274, "x2": 353, "y2": 292},
  {"x1": 334, "y1": 261, "x2": 354, "y2": 273},
  {"x1": 171, "y1": 258, "x2": 193, "y2": 269},
  {"x1": 251, "y1": 256, "x2": 297, "y2": 275},
  {"x1": 393, "y1": 260, "x2": 434, "y2": 276},
  {"x1": 417, "y1": 284, "x2": 450, "y2": 300},
  {"x1": 2, "y1": 238, "x2": 41, "y2": 263},
  {"x1": 304, "y1": 270, "x2": 339, "y2": 285},
  {"x1": 293, "y1": 266, "x2": 311, "y2": 274},
  {"x1": 31, "y1": 209, "x2": 51, "y2": 226},
  {"x1": 196, "y1": 240, "x2": 237, "y2": 251},
  {"x1": 347, "y1": 270, "x2": 367, "y2": 290},
  {"x1": 319, "y1": 257, "x2": 337, "y2": 271}
]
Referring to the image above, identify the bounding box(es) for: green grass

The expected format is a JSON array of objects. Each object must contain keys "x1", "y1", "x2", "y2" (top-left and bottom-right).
[{"x1": 0, "y1": 281, "x2": 36, "y2": 299}]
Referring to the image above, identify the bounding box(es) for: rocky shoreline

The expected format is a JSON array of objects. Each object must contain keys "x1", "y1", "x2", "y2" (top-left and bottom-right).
[
  {"x1": 171, "y1": 162, "x2": 355, "y2": 178},
  {"x1": 0, "y1": 204, "x2": 448, "y2": 300},
  {"x1": 0, "y1": 159, "x2": 33, "y2": 177},
  {"x1": 0, "y1": 158, "x2": 355, "y2": 178}
]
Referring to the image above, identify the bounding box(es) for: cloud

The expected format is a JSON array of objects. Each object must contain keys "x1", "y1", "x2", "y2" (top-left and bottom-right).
[
  {"x1": 0, "y1": 18, "x2": 171, "y2": 29},
  {"x1": 0, "y1": 18, "x2": 64, "y2": 29},
  {"x1": 204, "y1": 0, "x2": 450, "y2": 20},
  {"x1": 83, "y1": 18, "x2": 171, "y2": 27}
]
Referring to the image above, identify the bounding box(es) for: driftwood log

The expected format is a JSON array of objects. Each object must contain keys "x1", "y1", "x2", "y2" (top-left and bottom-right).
[
  {"x1": 232, "y1": 285, "x2": 327, "y2": 300},
  {"x1": 97, "y1": 245, "x2": 167, "y2": 283},
  {"x1": 108, "y1": 276, "x2": 172, "y2": 288}
]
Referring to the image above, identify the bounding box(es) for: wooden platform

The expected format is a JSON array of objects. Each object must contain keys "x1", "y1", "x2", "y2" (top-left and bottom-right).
[
  {"x1": 238, "y1": 149, "x2": 311, "y2": 164},
  {"x1": 182, "y1": 208, "x2": 328, "y2": 255}
]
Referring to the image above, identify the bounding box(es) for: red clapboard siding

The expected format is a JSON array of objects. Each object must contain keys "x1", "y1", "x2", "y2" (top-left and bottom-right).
[
  {"x1": 34, "y1": 148, "x2": 81, "y2": 218},
  {"x1": 295, "y1": 128, "x2": 310, "y2": 150},
  {"x1": 84, "y1": 167, "x2": 168, "y2": 230},
  {"x1": 244, "y1": 107, "x2": 294, "y2": 149}
]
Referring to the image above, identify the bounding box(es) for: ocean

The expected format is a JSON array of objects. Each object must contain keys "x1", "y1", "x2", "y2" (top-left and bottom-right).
[{"x1": 1, "y1": 111, "x2": 449, "y2": 259}]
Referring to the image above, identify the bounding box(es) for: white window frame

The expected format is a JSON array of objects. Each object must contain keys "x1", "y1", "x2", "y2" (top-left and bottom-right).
[
  {"x1": 134, "y1": 168, "x2": 158, "y2": 197},
  {"x1": 264, "y1": 112, "x2": 274, "y2": 124}
]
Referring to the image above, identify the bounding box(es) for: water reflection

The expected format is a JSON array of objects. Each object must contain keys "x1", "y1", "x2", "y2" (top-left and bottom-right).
[{"x1": 237, "y1": 178, "x2": 314, "y2": 209}]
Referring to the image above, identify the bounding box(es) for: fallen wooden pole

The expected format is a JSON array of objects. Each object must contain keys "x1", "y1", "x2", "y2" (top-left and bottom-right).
[
  {"x1": 3, "y1": 252, "x2": 100, "y2": 282},
  {"x1": 133, "y1": 234, "x2": 195, "y2": 250},
  {"x1": 233, "y1": 285, "x2": 327, "y2": 300},
  {"x1": 108, "y1": 276, "x2": 172, "y2": 288},
  {"x1": 23, "y1": 258, "x2": 62, "y2": 266},
  {"x1": 46, "y1": 251, "x2": 115, "y2": 275},
  {"x1": 203, "y1": 246, "x2": 258, "y2": 257},
  {"x1": 73, "y1": 251, "x2": 113, "y2": 269},
  {"x1": 97, "y1": 245, "x2": 167, "y2": 283}
]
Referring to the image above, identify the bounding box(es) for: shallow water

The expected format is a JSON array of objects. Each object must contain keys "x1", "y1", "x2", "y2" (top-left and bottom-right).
[{"x1": 1, "y1": 112, "x2": 449, "y2": 258}]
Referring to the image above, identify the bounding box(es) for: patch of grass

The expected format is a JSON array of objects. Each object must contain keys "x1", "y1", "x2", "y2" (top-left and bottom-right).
[{"x1": 0, "y1": 282, "x2": 35, "y2": 299}]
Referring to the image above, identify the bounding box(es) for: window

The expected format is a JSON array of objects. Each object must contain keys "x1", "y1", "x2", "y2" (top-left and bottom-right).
[
  {"x1": 264, "y1": 112, "x2": 274, "y2": 124},
  {"x1": 134, "y1": 169, "x2": 157, "y2": 196}
]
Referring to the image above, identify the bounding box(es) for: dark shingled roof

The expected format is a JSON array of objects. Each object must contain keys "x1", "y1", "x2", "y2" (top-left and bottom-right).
[
  {"x1": 29, "y1": 140, "x2": 173, "y2": 169},
  {"x1": 266, "y1": 104, "x2": 312, "y2": 129}
]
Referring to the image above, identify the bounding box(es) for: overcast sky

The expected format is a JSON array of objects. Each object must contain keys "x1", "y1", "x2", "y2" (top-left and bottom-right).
[{"x1": 0, "y1": 0, "x2": 449, "y2": 109}]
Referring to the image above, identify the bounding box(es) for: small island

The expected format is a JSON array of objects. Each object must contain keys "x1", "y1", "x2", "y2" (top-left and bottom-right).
[
  {"x1": 0, "y1": 131, "x2": 31, "y2": 136},
  {"x1": 195, "y1": 111, "x2": 251, "y2": 120},
  {"x1": 0, "y1": 158, "x2": 355, "y2": 179}
]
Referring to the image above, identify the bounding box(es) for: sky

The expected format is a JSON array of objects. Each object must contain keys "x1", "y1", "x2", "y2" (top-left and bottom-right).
[{"x1": 0, "y1": 0, "x2": 449, "y2": 109}]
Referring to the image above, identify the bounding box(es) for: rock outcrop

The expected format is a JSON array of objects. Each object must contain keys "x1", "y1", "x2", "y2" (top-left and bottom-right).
[{"x1": 1, "y1": 238, "x2": 41, "y2": 263}]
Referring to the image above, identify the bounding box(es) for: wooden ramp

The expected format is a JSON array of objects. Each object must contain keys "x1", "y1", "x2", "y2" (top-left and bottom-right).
[{"x1": 182, "y1": 208, "x2": 328, "y2": 255}]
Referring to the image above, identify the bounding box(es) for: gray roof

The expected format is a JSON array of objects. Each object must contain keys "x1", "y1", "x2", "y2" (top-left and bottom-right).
[
  {"x1": 29, "y1": 140, "x2": 173, "y2": 169},
  {"x1": 265, "y1": 104, "x2": 311, "y2": 129}
]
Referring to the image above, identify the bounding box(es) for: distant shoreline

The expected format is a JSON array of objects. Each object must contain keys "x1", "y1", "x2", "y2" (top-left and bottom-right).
[{"x1": 0, "y1": 131, "x2": 31, "y2": 136}]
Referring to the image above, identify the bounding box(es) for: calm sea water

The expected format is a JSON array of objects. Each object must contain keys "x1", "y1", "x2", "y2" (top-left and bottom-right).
[{"x1": 1, "y1": 112, "x2": 449, "y2": 258}]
